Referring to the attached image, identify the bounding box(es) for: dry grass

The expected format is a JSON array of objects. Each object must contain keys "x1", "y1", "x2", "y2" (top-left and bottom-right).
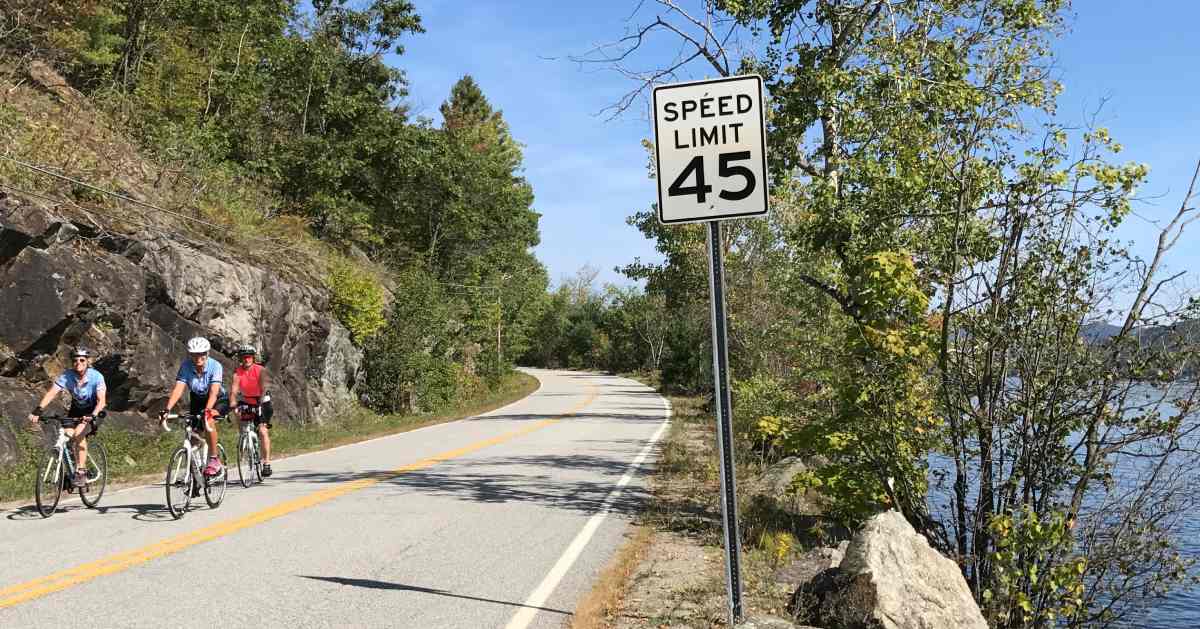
[
  {"x1": 0, "y1": 70, "x2": 353, "y2": 288},
  {"x1": 571, "y1": 525, "x2": 656, "y2": 629}
]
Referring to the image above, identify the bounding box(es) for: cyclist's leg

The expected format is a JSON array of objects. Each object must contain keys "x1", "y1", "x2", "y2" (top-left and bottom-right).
[
  {"x1": 189, "y1": 396, "x2": 217, "y2": 473},
  {"x1": 67, "y1": 403, "x2": 92, "y2": 476},
  {"x1": 258, "y1": 400, "x2": 273, "y2": 464}
]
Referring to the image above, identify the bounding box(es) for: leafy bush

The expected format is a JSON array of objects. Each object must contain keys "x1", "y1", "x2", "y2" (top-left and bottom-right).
[
  {"x1": 363, "y1": 266, "x2": 466, "y2": 414},
  {"x1": 326, "y1": 258, "x2": 387, "y2": 345}
]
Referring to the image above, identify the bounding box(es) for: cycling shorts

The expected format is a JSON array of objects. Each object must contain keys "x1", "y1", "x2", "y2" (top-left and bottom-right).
[
  {"x1": 188, "y1": 394, "x2": 230, "y2": 429},
  {"x1": 65, "y1": 402, "x2": 102, "y2": 436},
  {"x1": 237, "y1": 400, "x2": 273, "y2": 429}
]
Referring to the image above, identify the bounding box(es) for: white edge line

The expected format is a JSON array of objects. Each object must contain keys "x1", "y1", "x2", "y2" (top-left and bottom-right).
[
  {"x1": 504, "y1": 384, "x2": 671, "y2": 629},
  {"x1": 3, "y1": 369, "x2": 548, "y2": 514}
]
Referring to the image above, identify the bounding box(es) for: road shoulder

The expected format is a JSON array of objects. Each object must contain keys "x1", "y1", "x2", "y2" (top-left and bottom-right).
[{"x1": 571, "y1": 391, "x2": 842, "y2": 628}]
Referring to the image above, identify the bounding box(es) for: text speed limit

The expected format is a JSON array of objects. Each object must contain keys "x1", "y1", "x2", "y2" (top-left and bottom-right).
[{"x1": 652, "y1": 75, "x2": 769, "y2": 224}]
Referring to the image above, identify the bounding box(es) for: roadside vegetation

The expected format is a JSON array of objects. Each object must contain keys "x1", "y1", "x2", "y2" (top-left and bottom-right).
[
  {"x1": 2, "y1": 1, "x2": 545, "y2": 421},
  {"x1": 533, "y1": 2, "x2": 1200, "y2": 627},
  {"x1": 0, "y1": 370, "x2": 536, "y2": 505}
]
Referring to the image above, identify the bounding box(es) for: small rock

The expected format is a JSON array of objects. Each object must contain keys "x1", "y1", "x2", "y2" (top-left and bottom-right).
[
  {"x1": 124, "y1": 455, "x2": 137, "y2": 467},
  {"x1": 772, "y1": 542, "x2": 847, "y2": 586},
  {"x1": 670, "y1": 601, "x2": 700, "y2": 619},
  {"x1": 737, "y1": 614, "x2": 803, "y2": 628},
  {"x1": 762, "y1": 456, "x2": 808, "y2": 498}
]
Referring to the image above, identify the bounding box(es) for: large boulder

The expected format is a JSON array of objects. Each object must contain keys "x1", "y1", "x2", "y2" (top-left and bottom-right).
[{"x1": 789, "y1": 510, "x2": 986, "y2": 629}]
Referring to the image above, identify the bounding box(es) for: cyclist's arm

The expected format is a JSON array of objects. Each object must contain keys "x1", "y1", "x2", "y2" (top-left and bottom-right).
[
  {"x1": 92, "y1": 386, "x2": 107, "y2": 418},
  {"x1": 164, "y1": 381, "x2": 187, "y2": 412},
  {"x1": 259, "y1": 368, "x2": 271, "y2": 396},
  {"x1": 29, "y1": 384, "x2": 63, "y2": 420},
  {"x1": 205, "y1": 381, "x2": 220, "y2": 412},
  {"x1": 229, "y1": 372, "x2": 241, "y2": 404}
]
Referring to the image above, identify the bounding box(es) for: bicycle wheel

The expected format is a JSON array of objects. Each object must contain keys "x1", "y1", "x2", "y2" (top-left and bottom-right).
[
  {"x1": 237, "y1": 434, "x2": 252, "y2": 488},
  {"x1": 78, "y1": 439, "x2": 108, "y2": 508},
  {"x1": 204, "y1": 443, "x2": 228, "y2": 508},
  {"x1": 34, "y1": 451, "x2": 64, "y2": 518},
  {"x1": 165, "y1": 448, "x2": 191, "y2": 520}
]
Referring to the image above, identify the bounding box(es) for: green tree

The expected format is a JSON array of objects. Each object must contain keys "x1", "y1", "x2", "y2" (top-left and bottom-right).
[{"x1": 597, "y1": 1, "x2": 1200, "y2": 625}]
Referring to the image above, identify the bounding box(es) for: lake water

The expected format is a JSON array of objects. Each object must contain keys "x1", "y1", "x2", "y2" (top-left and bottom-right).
[{"x1": 926, "y1": 387, "x2": 1199, "y2": 628}]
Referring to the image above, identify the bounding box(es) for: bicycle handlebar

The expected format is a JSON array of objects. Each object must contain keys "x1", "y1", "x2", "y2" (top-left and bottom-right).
[
  {"x1": 39, "y1": 414, "x2": 92, "y2": 426},
  {"x1": 159, "y1": 411, "x2": 228, "y2": 432}
]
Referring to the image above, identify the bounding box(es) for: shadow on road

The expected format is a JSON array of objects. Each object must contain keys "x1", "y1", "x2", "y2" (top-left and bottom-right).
[
  {"x1": 473, "y1": 411, "x2": 662, "y2": 422},
  {"x1": 282, "y1": 450, "x2": 660, "y2": 517},
  {"x1": 6, "y1": 505, "x2": 51, "y2": 520},
  {"x1": 298, "y1": 576, "x2": 570, "y2": 615}
]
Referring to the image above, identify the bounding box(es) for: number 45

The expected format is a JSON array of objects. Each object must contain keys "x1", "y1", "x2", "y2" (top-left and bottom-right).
[{"x1": 668, "y1": 151, "x2": 756, "y2": 203}]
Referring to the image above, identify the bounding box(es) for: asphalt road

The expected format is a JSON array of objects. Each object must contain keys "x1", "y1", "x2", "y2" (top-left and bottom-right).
[{"x1": 0, "y1": 369, "x2": 670, "y2": 628}]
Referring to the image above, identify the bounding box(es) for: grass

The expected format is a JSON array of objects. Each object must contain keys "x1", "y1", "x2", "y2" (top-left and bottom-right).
[{"x1": 0, "y1": 371, "x2": 538, "y2": 505}]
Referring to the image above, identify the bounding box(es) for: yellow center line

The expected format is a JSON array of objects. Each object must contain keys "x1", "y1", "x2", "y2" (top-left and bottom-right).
[{"x1": 0, "y1": 385, "x2": 599, "y2": 609}]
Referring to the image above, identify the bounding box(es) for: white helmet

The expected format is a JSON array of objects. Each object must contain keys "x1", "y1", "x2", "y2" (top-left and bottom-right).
[{"x1": 186, "y1": 336, "x2": 211, "y2": 354}]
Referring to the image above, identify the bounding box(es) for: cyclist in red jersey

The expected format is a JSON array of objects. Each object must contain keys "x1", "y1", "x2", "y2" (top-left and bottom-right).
[{"x1": 229, "y1": 344, "x2": 274, "y2": 477}]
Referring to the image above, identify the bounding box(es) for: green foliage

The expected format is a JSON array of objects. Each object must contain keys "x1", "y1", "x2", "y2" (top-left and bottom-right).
[
  {"x1": 733, "y1": 373, "x2": 799, "y2": 453},
  {"x1": 326, "y1": 258, "x2": 387, "y2": 345},
  {"x1": 983, "y1": 507, "x2": 1087, "y2": 627},
  {"x1": 2, "y1": 1, "x2": 548, "y2": 393},
  {"x1": 604, "y1": 1, "x2": 1196, "y2": 624},
  {"x1": 363, "y1": 266, "x2": 468, "y2": 414}
]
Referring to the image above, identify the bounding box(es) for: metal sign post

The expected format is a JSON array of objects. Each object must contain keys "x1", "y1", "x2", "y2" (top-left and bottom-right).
[
  {"x1": 706, "y1": 219, "x2": 743, "y2": 624},
  {"x1": 651, "y1": 74, "x2": 768, "y2": 626}
]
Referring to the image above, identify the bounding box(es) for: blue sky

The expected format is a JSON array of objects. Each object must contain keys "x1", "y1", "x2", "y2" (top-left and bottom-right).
[{"x1": 392, "y1": 2, "x2": 1198, "y2": 298}]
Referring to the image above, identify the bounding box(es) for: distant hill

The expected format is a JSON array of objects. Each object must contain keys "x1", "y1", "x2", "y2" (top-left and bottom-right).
[
  {"x1": 1081, "y1": 320, "x2": 1199, "y2": 349},
  {"x1": 1081, "y1": 322, "x2": 1124, "y2": 343}
]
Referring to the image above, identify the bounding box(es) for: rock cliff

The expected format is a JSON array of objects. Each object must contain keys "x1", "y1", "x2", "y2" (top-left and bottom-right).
[{"x1": 0, "y1": 189, "x2": 362, "y2": 467}]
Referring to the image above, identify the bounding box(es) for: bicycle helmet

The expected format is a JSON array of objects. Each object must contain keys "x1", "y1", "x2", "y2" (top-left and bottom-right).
[
  {"x1": 236, "y1": 343, "x2": 257, "y2": 357},
  {"x1": 186, "y1": 336, "x2": 211, "y2": 354},
  {"x1": 70, "y1": 346, "x2": 91, "y2": 359}
]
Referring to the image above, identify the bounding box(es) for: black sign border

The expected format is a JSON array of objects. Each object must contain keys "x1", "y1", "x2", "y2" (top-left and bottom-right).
[{"x1": 652, "y1": 75, "x2": 770, "y2": 225}]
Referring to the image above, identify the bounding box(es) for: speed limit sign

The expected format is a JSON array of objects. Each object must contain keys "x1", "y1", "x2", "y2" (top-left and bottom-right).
[{"x1": 652, "y1": 75, "x2": 769, "y2": 224}]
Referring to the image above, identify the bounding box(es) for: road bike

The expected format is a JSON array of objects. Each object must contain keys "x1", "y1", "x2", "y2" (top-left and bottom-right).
[
  {"x1": 34, "y1": 414, "x2": 107, "y2": 517},
  {"x1": 160, "y1": 412, "x2": 228, "y2": 519},
  {"x1": 234, "y1": 403, "x2": 264, "y2": 488}
]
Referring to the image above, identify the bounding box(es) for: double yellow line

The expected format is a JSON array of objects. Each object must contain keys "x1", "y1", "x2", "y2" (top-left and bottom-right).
[{"x1": 0, "y1": 385, "x2": 597, "y2": 609}]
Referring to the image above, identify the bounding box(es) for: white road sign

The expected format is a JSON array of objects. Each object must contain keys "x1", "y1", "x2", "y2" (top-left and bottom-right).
[{"x1": 652, "y1": 75, "x2": 769, "y2": 225}]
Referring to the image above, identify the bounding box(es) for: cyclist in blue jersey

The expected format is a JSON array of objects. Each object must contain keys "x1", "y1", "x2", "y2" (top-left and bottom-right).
[
  {"x1": 28, "y1": 347, "x2": 107, "y2": 488},
  {"x1": 159, "y1": 337, "x2": 229, "y2": 476}
]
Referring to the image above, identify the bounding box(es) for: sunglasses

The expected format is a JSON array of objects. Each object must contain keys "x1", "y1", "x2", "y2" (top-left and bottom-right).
[
  {"x1": 190, "y1": 353, "x2": 208, "y2": 359},
  {"x1": 72, "y1": 357, "x2": 88, "y2": 363}
]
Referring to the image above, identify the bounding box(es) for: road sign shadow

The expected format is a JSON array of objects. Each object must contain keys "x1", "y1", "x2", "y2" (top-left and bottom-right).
[{"x1": 298, "y1": 575, "x2": 570, "y2": 615}]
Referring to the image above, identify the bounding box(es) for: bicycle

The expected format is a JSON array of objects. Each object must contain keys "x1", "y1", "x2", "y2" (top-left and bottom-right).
[
  {"x1": 33, "y1": 414, "x2": 107, "y2": 518},
  {"x1": 160, "y1": 412, "x2": 228, "y2": 519},
  {"x1": 234, "y1": 403, "x2": 264, "y2": 488}
]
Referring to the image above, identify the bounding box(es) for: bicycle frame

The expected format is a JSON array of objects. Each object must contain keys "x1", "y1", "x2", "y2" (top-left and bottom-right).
[
  {"x1": 239, "y1": 410, "x2": 260, "y2": 451},
  {"x1": 41, "y1": 417, "x2": 82, "y2": 483},
  {"x1": 162, "y1": 413, "x2": 211, "y2": 486},
  {"x1": 40, "y1": 430, "x2": 71, "y2": 489}
]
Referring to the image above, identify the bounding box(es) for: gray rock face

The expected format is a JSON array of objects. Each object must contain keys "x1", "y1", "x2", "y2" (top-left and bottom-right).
[
  {"x1": 0, "y1": 191, "x2": 363, "y2": 468},
  {"x1": 789, "y1": 511, "x2": 986, "y2": 629}
]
